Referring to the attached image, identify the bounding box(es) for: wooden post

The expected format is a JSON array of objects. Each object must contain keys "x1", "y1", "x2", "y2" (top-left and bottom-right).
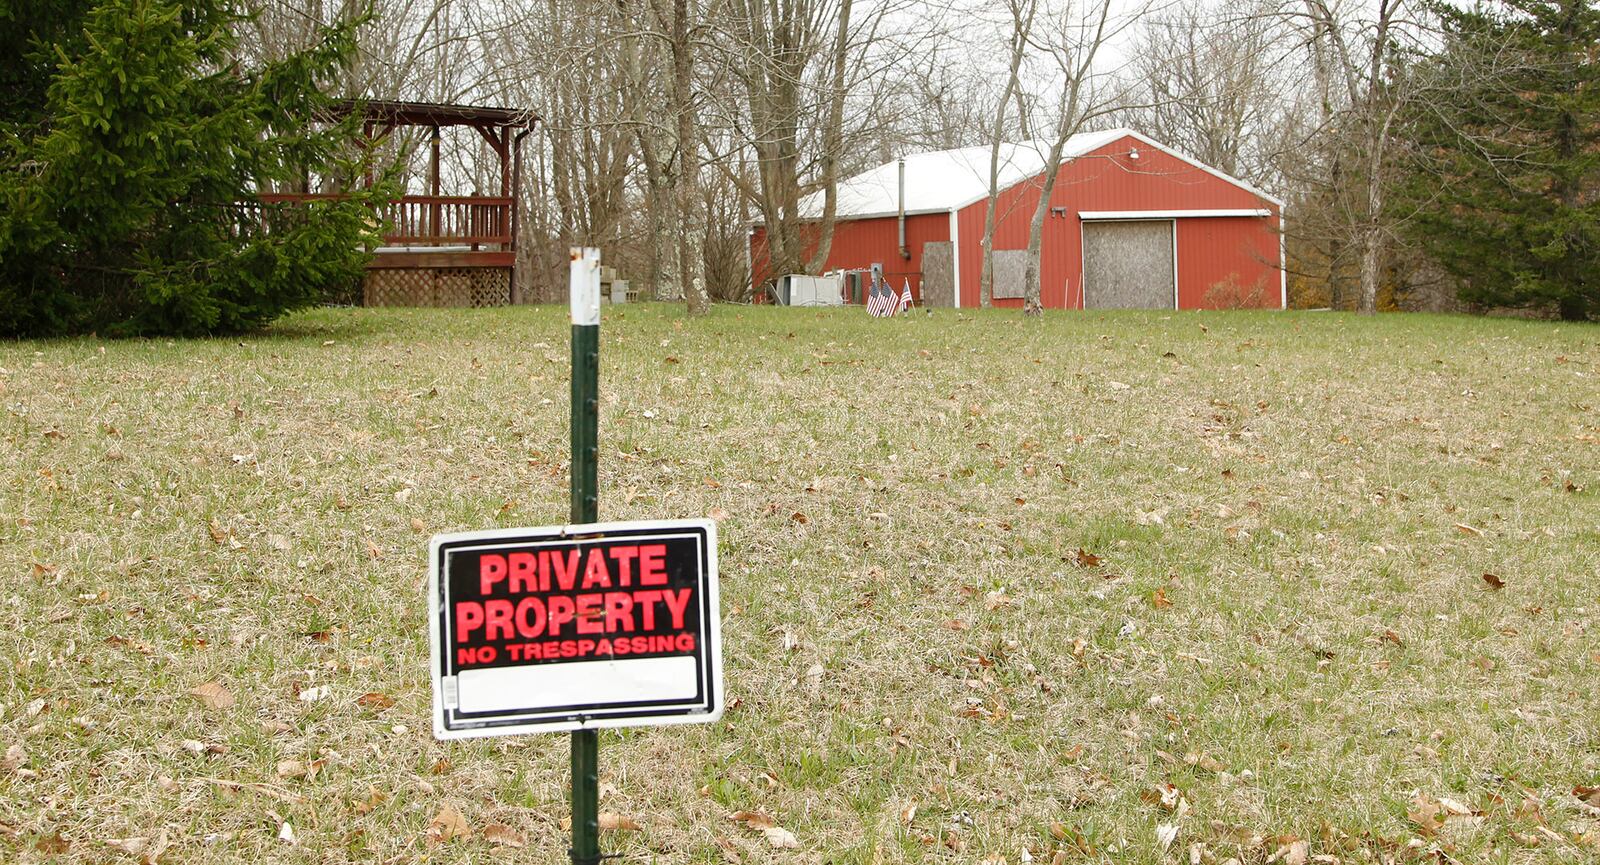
[
  {"x1": 510, "y1": 127, "x2": 530, "y2": 304},
  {"x1": 430, "y1": 125, "x2": 442, "y2": 239}
]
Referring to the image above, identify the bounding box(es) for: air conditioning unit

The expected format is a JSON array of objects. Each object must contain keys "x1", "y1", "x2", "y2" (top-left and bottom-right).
[{"x1": 779, "y1": 273, "x2": 844, "y2": 306}]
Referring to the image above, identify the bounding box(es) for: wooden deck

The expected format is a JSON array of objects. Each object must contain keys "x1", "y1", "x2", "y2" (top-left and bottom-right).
[
  {"x1": 259, "y1": 193, "x2": 513, "y2": 268},
  {"x1": 260, "y1": 100, "x2": 536, "y2": 306}
]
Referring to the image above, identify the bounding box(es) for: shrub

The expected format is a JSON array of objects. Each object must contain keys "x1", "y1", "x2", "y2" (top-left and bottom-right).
[{"x1": 0, "y1": 0, "x2": 384, "y2": 336}]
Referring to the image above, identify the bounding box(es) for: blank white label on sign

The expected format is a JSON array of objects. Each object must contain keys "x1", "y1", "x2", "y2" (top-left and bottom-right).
[{"x1": 455, "y1": 656, "x2": 700, "y2": 714}]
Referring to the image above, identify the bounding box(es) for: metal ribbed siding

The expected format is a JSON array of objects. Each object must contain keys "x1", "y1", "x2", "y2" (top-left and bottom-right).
[
  {"x1": 953, "y1": 135, "x2": 1281, "y2": 310},
  {"x1": 1175, "y1": 217, "x2": 1281, "y2": 308},
  {"x1": 750, "y1": 213, "x2": 950, "y2": 303}
]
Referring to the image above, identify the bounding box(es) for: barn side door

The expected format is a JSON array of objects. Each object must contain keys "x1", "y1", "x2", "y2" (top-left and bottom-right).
[
  {"x1": 920, "y1": 241, "x2": 955, "y2": 307},
  {"x1": 1082, "y1": 220, "x2": 1176, "y2": 309}
]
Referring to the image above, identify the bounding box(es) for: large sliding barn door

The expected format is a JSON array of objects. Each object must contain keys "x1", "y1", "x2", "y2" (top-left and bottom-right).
[{"x1": 1082, "y1": 220, "x2": 1176, "y2": 309}]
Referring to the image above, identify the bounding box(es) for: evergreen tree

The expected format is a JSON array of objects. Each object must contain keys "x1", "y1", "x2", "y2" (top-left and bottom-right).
[
  {"x1": 0, "y1": 0, "x2": 383, "y2": 336},
  {"x1": 1396, "y1": 0, "x2": 1600, "y2": 321}
]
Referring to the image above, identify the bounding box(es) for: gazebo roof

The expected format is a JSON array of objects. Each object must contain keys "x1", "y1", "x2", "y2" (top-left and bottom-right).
[{"x1": 330, "y1": 99, "x2": 537, "y2": 129}]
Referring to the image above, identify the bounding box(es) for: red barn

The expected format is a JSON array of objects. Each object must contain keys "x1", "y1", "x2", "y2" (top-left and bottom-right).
[{"x1": 749, "y1": 130, "x2": 1284, "y2": 310}]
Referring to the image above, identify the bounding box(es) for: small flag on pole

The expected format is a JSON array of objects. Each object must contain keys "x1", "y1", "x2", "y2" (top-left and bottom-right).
[
  {"x1": 866, "y1": 276, "x2": 890, "y2": 317},
  {"x1": 899, "y1": 279, "x2": 913, "y2": 313}
]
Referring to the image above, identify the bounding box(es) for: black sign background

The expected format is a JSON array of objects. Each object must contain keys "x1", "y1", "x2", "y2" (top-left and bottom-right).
[{"x1": 431, "y1": 521, "x2": 718, "y2": 735}]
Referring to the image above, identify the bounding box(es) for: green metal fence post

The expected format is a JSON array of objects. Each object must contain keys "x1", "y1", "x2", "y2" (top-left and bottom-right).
[{"x1": 568, "y1": 247, "x2": 602, "y2": 865}]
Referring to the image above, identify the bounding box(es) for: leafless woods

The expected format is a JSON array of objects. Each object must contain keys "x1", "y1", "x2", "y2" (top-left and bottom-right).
[{"x1": 245, "y1": 0, "x2": 1546, "y2": 314}]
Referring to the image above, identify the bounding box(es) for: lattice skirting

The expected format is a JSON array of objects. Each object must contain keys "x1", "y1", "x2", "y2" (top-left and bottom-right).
[{"x1": 363, "y1": 268, "x2": 511, "y2": 307}]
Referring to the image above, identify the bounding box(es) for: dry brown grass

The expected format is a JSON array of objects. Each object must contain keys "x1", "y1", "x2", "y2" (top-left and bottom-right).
[{"x1": 1, "y1": 305, "x2": 1597, "y2": 864}]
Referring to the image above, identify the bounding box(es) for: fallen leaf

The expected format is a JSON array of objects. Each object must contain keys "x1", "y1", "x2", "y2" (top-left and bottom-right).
[
  {"x1": 106, "y1": 836, "x2": 151, "y2": 856},
  {"x1": 763, "y1": 827, "x2": 799, "y2": 848},
  {"x1": 427, "y1": 804, "x2": 470, "y2": 845},
  {"x1": 276, "y1": 760, "x2": 306, "y2": 779},
  {"x1": 1407, "y1": 795, "x2": 1443, "y2": 836},
  {"x1": 944, "y1": 619, "x2": 969, "y2": 631},
  {"x1": 1481, "y1": 573, "x2": 1506, "y2": 590},
  {"x1": 2, "y1": 743, "x2": 25, "y2": 773},
  {"x1": 1157, "y1": 823, "x2": 1179, "y2": 851},
  {"x1": 599, "y1": 812, "x2": 641, "y2": 831},
  {"x1": 35, "y1": 832, "x2": 70, "y2": 854},
  {"x1": 714, "y1": 836, "x2": 744, "y2": 862},
  {"x1": 900, "y1": 803, "x2": 918, "y2": 825},
  {"x1": 481, "y1": 823, "x2": 525, "y2": 847},
  {"x1": 1151, "y1": 588, "x2": 1173, "y2": 609},
  {"x1": 1453, "y1": 523, "x2": 1483, "y2": 537},
  {"x1": 297, "y1": 685, "x2": 331, "y2": 703},
  {"x1": 1508, "y1": 829, "x2": 1542, "y2": 847},
  {"x1": 729, "y1": 811, "x2": 777, "y2": 830},
  {"x1": 278, "y1": 821, "x2": 296, "y2": 845},
  {"x1": 1279, "y1": 839, "x2": 1309, "y2": 865},
  {"x1": 363, "y1": 538, "x2": 383, "y2": 559},
  {"x1": 356, "y1": 692, "x2": 395, "y2": 710},
  {"x1": 1071, "y1": 549, "x2": 1101, "y2": 568},
  {"x1": 409, "y1": 518, "x2": 426, "y2": 533},
  {"x1": 789, "y1": 511, "x2": 809, "y2": 525},
  {"x1": 189, "y1": 681, "x2": 235, "y2": 710},
  {"x1": 709, "y1": 507, "x2": 730, "y2": 522},
  {"x1": 353, "y1": 785, "x2": 387, "y2": 814},
  {"x1": 1576, "y1": 785, "x2": 1600, "y2": 807}
]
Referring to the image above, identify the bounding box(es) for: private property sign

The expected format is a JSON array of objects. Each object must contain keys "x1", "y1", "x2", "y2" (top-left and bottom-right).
[{"x1": 429, "y1": 519, "x2": 722, "y2": 739}]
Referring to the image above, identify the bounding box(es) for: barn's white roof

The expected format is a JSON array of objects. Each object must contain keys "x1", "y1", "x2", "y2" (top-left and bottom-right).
[
  {"x1": 793, "y1": 127, "x2": 1282, "y2": 221},
  {"x1": 797, "y1": 129, "x2": 1128, "y2": 220}
]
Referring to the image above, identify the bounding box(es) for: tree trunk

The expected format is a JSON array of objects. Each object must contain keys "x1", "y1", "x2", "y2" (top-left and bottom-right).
[
  {"x1": 670, "y1": 0, "x2": 709, "y2": 316},
  {"x1": 650, "y1": 173, "x2": 681, "y2": 300},
  {"x1": 979, "y1": 0, "x2": 1034, "y2": 309},
  {"x1": 1357, "y1": 216, "x2": 1381, "y2": 315},
  {"x1": 1019, "y1": 0, "x2": 1112, "y2": 317},
  {"x1": 1021, "y1": 122, "x2": 1072, "y2": 317},
  {"x1": 805, "y1": 0, "x2": 853, "y2": 273}
]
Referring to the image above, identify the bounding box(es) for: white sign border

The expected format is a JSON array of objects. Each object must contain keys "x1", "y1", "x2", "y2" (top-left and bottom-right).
[{"x1": 428, "y1": 518, "x2": 723, "y2": 740}]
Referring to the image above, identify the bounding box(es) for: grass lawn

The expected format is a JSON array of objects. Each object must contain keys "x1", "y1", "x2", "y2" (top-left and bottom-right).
[{"x1": 2, "y1": 304, "x2": 1598, "y2": 864}]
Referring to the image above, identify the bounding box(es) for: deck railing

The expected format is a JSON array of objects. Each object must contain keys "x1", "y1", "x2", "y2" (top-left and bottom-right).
[{"x1": 256, "y1": 193, "x2": 513, "y2": 248}]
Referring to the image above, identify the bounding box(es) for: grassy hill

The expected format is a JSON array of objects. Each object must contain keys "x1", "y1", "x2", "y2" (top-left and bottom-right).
[{"x1": 2, "y1": 305, "x2": 1597, "y2": 863}]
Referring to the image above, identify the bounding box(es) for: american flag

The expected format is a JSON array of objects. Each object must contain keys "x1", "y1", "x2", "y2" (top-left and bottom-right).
[
  {"x1": 866, "y1": 278, "x2": 893, "y2": 317},
  {"x1": 899, "y1": 279, "x2": 913, "y2": 313}
]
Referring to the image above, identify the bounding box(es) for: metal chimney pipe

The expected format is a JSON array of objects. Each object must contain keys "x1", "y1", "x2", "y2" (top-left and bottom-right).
[{"x1": 897, "y1": 158, "x2": 909, "y2": 260}]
